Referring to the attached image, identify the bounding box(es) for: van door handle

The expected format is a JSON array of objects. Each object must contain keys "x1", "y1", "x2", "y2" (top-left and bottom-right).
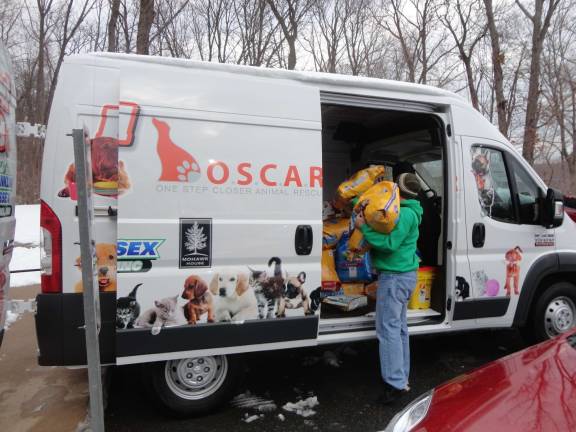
[
  {"x1": 295, "y1": 225, "x2": 313, "y2": 255},
  {"x1": 472, "y1": 223, "x2": 485, "y2": 248}
]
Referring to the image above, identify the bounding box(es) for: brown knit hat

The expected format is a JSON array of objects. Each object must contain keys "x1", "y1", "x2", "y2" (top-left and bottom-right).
[{"x1": 397, "y1": 173, "x2": 421, "y2": 198}]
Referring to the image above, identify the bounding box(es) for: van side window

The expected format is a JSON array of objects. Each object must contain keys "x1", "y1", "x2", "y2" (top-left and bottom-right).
[
  {"x1": 471, "y1": 146, "x2": 515, "y2": 223},
  {"x1": 508, "y1": 157, "x2": 542, "y2": 224}
]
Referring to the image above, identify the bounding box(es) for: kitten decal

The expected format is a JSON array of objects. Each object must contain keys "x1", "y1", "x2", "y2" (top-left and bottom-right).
[
  {"x1": 249, "y1": 257, "x2": 286, "y2": 320},
  {"x1": 116, "y1": 283, "x2": 142, "y2": 329},
  {"x1": 136, "y1": 295, "x2": 187, "y2": 335}
]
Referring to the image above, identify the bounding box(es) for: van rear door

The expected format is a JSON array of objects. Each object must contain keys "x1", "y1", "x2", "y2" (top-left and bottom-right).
[
  {"x1": 114, "y1": 63, "x2": 322, "y2": 364},
  {"x1": 0, "y1": 42, "x2": 16, "y2": 347}
]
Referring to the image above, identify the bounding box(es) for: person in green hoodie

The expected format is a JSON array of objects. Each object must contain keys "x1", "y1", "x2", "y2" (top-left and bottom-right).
[{"x1": 355, "y1": 172, "x2": 423, "y2": 404}]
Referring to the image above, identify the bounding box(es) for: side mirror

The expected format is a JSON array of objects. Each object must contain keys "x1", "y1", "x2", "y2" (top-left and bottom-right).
[{"x1": 541, "y1": 188, "x2": 564, "y2": 228}]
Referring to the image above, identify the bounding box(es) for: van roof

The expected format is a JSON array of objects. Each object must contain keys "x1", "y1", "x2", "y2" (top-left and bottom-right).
[{"x1": 68, "y1": 52, "x2": 466, "y2": 105}]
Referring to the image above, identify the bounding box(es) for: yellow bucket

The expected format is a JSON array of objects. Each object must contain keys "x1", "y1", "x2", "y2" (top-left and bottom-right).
[{"x1": 408, "y1": 267, "x2": 437, "y2": 310}]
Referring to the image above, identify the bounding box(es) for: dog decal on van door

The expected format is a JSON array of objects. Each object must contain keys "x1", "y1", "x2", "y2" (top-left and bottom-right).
[{"x1": 504, "y1": 246, "x2": 523, "y2": 296}]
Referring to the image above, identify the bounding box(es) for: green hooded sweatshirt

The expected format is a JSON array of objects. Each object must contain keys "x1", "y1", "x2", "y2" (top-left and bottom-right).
[{"x1": 360, "y1": 199, "x2": 423, "y2": 273}]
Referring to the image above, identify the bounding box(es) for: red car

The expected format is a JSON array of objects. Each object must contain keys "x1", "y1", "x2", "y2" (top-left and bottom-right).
[{"x1": 385, "y1": 329, "x2": 576, "y2": 432}]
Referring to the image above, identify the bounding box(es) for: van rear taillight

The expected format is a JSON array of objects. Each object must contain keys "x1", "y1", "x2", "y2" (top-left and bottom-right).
[
  {"x1": 566, "y1": 207, "x2": 576, "y2": 224},
  {"x1": 40, "y1": 200, "x2": 62, "y2": 293}
]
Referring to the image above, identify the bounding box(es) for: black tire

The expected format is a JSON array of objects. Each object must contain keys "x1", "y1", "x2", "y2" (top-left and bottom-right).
[
  {"x1": 529, "y1": 281, "x2": 576, "y2": 343},
  {"x1": 142, "y1": 354, "x2": 244, "y2": 417}
]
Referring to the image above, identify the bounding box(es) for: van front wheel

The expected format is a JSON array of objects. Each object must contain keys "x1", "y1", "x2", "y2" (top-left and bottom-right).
[
  {"x1": 531, "y1": 282, "x2": 576, "y2": 342},
  {"x1": 143, "y1": 355, "x2": 243, "y2": 416}
]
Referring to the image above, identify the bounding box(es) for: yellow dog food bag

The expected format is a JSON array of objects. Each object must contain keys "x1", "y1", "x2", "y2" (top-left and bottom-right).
[
  {"x1": 334, "y1": 165, "x2": 387, "y2": 209},
  {"x1": 347, "y1": 227, "x2": 370, "y2": 255},
  {"x1": 322, "y1": 249, "x2": 341, "y2": 290},
  {"x1": 356, "y1": 181, "x2": 401, "y2": 234},
  {"x1": 323, "y1": 218, "x2": 350, "y2": 249}
]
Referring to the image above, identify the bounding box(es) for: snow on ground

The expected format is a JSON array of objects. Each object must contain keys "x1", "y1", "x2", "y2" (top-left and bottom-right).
[
  {"x1": 232, "y1": 391, "x2": 277, "y2": 413},
  {"x1": 4, "y1": 310, "x2": 20, "y2": 330},
  {"x1": 10, "y1": 205, "x2": 41, "y2": 287},
  {"x1": 282, "y1": 396, "x2": 319, "y2": 418}
]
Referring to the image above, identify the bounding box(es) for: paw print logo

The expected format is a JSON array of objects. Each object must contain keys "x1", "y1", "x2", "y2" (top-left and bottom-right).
[
  {"x1": 177, "y1": 161, "x2": 201, "y2": 182},
  {"x1": 153, "y1": 118, "x2": 202, "y2": 183}
]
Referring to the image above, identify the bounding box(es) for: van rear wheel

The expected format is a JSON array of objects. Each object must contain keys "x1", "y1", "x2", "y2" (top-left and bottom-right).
[
  {"x1": 531, "y1": 282, "x2": 576, "y2": 342},
  {"x1": 143, "y1": 354, "x2": 243, "y2": 416}
]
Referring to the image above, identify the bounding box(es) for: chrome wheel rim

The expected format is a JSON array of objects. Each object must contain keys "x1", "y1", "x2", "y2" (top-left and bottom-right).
[
  {"x1": 544, "y1": 296, "x2": 576, "y2": 338},
  {"x1": 165, "y1": 356, "x2": 228, "y2": 400}
]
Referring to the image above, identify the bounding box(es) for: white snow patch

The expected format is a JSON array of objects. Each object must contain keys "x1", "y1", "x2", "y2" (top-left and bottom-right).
[
  {"x1": 323, "y1": 351, "x2": 341, "y2": 368},
  {"x1": 4, "y1": 309, "x2": 20, "y2": 330},
  {"x1": 283, "y1": 396, "x2": 319, "y2": 418},
  {"x1": 243, "y1": 414, "x2": 263, "y2": 423},
  {"x1": 232, "y1": 391, "x2": 277, "y2": 413},
  {"x1": 278, "y1": 413, "x2": 285, "y2": 421},
  {"x1": 8, "y1": 205, "x2": 41, "y2": 287}
]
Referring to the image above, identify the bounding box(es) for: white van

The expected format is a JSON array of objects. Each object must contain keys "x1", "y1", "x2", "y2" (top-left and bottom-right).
[
  {"x1": 37, "y1": 53, "x2": 575, "y2": 414},
  {"x1": 0, "y1": 42, "x2": 16, "y2": 349}
]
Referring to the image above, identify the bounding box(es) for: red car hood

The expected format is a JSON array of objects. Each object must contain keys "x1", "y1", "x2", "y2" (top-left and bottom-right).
[{"x1": 415, "y1": 330, "x2": 576, "y2": 432}]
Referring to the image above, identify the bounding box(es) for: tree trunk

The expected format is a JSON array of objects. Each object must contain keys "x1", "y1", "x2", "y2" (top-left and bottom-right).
[
  {"x1": 107, "y1": 0, "x2": 121, "y2": 52},
  {"x1": 137, "y1": 0, "x2": 155, "y2": 55},
  {"x1": 287, "y1": 37, "x2": 296, "y2": 70},
  {"x1": 522, "y1": 35, "x2": 543, "y2": 165},
  {"x1": 483, "y1": 0, "x2": 508, "y2": 137},
  {"x1": 35, "y1": 1, "x2": 47, "y2": 124},
  {"x1": 463, "y1": 56, "x2": 480, "y2": 110}
]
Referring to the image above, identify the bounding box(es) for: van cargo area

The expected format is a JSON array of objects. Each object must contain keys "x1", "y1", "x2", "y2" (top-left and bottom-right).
[{"x1": 318, "y1": 103, "x2": 446, "y2": 335}]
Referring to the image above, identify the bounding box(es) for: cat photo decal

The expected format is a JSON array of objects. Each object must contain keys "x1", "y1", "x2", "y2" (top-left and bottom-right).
[{"x1": 116, "y1": 256, "x2": 320, "y2": 335}]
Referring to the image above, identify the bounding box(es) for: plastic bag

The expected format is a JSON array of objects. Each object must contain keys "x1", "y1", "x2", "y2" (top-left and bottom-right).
[
  {"x1": 321, "y1": 249, "x2": 341, "y2": 291},
  {"x1": 356, "y1": 181, "x2": 400, "y2": 234},
  {"x1": 334, "y1": 166, "x2": 387, "y2": 209},
  {"x1": 335, "y1": 232, "x2": 373, "y2": 283},
  {"x1": 323, "y1": 218, "x2": 350, "y2": 249}
]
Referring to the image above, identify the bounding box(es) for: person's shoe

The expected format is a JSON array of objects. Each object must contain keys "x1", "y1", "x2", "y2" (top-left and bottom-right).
[{"x1": 377, "y1": 382, "x2": 404, "y2": 405}]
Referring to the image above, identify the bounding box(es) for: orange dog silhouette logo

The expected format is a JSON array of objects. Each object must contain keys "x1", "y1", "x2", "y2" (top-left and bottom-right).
[{"x1": 153, "y1": 118, "x2": 201, "y2": 183}]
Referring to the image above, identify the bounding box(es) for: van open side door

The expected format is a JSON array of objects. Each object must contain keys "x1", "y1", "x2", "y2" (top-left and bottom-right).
[{"x1": 114, "y1": 64, "x2": 323, "y2": 364}]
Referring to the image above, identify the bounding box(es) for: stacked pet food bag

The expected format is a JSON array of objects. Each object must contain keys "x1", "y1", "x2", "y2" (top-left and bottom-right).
[{"x1": 322, "y1": 166, "x2": 400, "y2": 312}]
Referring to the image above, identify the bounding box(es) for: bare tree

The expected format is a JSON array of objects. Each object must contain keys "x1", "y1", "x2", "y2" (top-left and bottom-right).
[
  {"x1": 45, "y1": 0, "x2": 95, "y2": 122},
  {"x1": 376, "y1": 0, "x2": 450, "y2": 84},
  {"x1": 516, "y1": 0, "x2": 562, "y2": 164},
  {"x1": 483, "y1": 0, "x2": 509, "y2": 136},
  {"x1": 265, "y1": 0, "x2": 315, "y2": 70},
  {"x1": 136, "y1": 0, "x2": 155, "y2": 54},
  {"x1": 440, "y1": 0, "x2": 486, "y2": 110},
  {"x1": 303, "y1": 0, "x2": 346, "y2": 72},
  {"x1": 108, "y1": 0, "x2": 121, "y2": 51},
  {"x1": 234, "y1": 0, "x2": 281, "y2": 66},
  {"x1": 0, "y1": 1, "x2": 22, "y2": 47}
]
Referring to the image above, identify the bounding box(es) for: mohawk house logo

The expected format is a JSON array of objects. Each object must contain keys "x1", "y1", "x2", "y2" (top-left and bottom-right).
[{"x1": 179, "y1": 218, "x2": 212, "y2": 268}]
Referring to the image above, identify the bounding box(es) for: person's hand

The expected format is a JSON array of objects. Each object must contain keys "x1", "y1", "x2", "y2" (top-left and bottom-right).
[{"x1": 355, "y1": 211, "x2": 365, "y2": 229}]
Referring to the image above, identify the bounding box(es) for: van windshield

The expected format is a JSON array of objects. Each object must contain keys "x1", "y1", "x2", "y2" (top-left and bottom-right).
[{"x1": 414, "y1": 159, "x2": 443, "y2": 197}]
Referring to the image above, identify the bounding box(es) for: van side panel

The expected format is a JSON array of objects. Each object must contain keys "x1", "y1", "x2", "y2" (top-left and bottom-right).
[
  {"x1": 37, "y1": 61, "x2": 120, "y2": 365},
  {"x1": 0, "y1": 44, "x2": 16, "y2": 345},
  {"x1": 115, "y1": 64, "x2": 322, "y2": 364}
]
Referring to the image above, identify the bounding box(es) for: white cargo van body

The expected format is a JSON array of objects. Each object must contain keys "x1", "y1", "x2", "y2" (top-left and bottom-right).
[
  {"x1": 37, "y1": 53, "x2": 575, "y2": 413},
  {"x1": 0, "y1": 42, "x2": 16, "y2": 349}
]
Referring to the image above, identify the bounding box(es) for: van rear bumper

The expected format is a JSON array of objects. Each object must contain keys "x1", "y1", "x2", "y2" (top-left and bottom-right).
[{"x1": 35, "y1": 292, "x2": 116, "y2": 366}]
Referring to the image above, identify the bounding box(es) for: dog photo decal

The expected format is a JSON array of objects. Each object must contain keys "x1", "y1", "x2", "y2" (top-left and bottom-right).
[
  {"x1": 58, "y1": 102, "x2": 140, "y2": 200},
  {"x1": 471, "y1": 147, "x2": 495, "y2": 217},
  {"x1": 75, "y1": 243, "x2": 117, "y2": 292},
  {"x1": 504, "y1": 246, "x2": 523, "y2": 296},
  {"x1": 117, "y1": 256, "x2": 318, "y2": 335}
]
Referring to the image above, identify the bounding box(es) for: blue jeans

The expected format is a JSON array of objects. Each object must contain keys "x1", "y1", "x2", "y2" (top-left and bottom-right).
[{"x1": 376, "y1": 271, "x2": 417, "y2": 390}]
